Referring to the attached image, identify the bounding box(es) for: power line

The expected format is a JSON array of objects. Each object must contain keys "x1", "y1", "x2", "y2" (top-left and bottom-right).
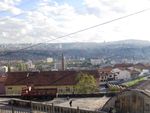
[{"x1": 1, "y1": 8, "x2": 150, "y2": 56}]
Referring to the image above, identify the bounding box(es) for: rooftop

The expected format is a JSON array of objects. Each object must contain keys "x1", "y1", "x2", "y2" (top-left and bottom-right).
[{"x1": 5, "y1": 70, "x2": 100, "y2": 86}]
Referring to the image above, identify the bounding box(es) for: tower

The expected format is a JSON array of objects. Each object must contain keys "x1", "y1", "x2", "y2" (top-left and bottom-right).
[{"x1": 61, "y1": 53, "x2": 65, "y2": 71}]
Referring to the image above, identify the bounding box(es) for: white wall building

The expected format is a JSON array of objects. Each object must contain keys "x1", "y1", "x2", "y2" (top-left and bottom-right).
[
  {"x1": 47, "y1": 57, "x2": 53, "y2": 63},
  {"x1": 90, "y1": 59, "x2": 105, "y2": 65},
  {"x1": 26, "y1": 60, "x2": 35, "y2": 69},
  {"x1": 0, "y1": 66, "x2": 8, "y2": 72},
  {"x1": 112, "y1": 68, "x2": 131, "y2": 80},
  {"x1": 139, "y1": 69, "x2": 149, "y2": 76}
]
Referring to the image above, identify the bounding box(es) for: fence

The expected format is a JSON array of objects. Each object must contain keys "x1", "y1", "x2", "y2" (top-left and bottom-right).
[
  {"x1": 31, "y1": 102, "x2": 106, "y2": 113},
  {"x1": 2, "y1": 99, "x2": 107, "y2": 113},
  {"x1": 0, "y1": 106, "x2": 30, "y2": 113}
]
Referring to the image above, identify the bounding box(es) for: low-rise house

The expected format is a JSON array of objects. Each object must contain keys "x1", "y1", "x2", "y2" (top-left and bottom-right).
[
  {"x1": 139, "y1": 69, "x2": 150, "y2": 76},
  {"x1": 134, "y1": 63, "x2": 146, "y2": 70},
  {"x1": 5, "y1": 70, "x2": 100, "y2": 95},
  {"x1": 129, "y1": 70, "x2": 141, "y2": 79},
  {"x1": 99, "y1": 67, "x2": 116, "y2": 82},
  {"x1": 99, "y1": 67, "x2": 131, "y2": 82},
  {"x1": 112, "y1": 68, "x2": 131, "y2": 81}
]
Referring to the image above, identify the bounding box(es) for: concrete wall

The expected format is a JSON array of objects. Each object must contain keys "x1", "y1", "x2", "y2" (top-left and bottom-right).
[
  {"x1": 5, "y1": 85, "x2": 75, "y2": 95},
  {"x1": 5, "y1": 85, "x2": 26, "y2": 95},
  {"x1": 102, "y1": 90, "x2": 150, "y2": 113}
]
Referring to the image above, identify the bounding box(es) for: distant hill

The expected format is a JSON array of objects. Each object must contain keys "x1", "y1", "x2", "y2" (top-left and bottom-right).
[{"x1": 0, "y1": 39, "x2": 150, "y2": 62}]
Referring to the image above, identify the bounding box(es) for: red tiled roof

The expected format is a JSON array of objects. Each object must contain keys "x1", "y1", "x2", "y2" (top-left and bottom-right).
[
  {"x1": 98, "y1": 67, "x2": 112, "y2": 73},
  {"x1": 133, "y1": 63, "x2": 146, "y2": 69},
  {"x1": 5, "y1": 70, "x2": 99, "y2": 86},
  {"x1": 114, "y1": 63, "x2": 133, "y2": 68}
]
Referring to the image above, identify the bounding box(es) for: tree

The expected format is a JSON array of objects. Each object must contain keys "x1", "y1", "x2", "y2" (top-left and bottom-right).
[
  {"x1": 16, "y1": 63, "x2": 28, "y2": 71},
  {"x1": 75, "y1": 73, "x2": 97, "y2": 94}
]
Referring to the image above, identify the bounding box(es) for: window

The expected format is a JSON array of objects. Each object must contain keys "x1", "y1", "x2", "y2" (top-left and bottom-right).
[
  {"x1": 8, "y1": 87, "x2": 12, "y2": 89},
  {"x1": 66, "y1": 87, "x2": 70, "y2": 92},
  {"x1": 58, "y1": 89, "x2": 63, "y2": 93}
]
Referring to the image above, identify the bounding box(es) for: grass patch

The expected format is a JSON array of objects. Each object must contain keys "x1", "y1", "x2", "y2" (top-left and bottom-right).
[{"x1": 122, "y1": 77, "x2": 146, "y2": 87}]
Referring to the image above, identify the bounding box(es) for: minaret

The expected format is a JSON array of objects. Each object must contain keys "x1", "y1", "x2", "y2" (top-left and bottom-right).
[
  {"x1": 61, "y1": 53, "x2": 65, "y2": 71},
  {"x1": 7, "y1": 62, "x2": 11, "y2": 72}
]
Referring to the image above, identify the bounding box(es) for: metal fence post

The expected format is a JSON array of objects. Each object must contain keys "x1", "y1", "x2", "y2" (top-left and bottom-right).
[
  {"x1": 10, "y1": 100, "x2": 14, "y2": 113},
  {"x1": 12, "y1": 106, "x2": 14, "y2": 113},
  {"x1": 30, "y1": 101, "x2": 32, "y2": 113},
  {"x1": 77, "y1": 106, "x2": 80, "y2": 113},
  {"x1": 52, "y1": 103, "x2": 54, "y2": 113}
]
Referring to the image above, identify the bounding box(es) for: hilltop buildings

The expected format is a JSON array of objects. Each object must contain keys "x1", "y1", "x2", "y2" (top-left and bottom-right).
[{"x1": 99, "y1": 63, "x2": 150, "y2": 83}]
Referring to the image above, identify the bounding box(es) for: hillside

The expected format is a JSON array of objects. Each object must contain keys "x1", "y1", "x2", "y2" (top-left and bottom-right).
[{"x1": 0, "y1": 40, "x2": 150, "y2": 61}]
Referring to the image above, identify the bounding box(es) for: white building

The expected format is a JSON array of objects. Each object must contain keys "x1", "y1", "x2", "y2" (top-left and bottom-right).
[
  {"x1": 26, "y1": 60, "x2": 35, "y2": 69},
  {"x1": 139, "y1": 69, "x2": 149, "y2": 76},
  {"x1": 112, "y1": 68, "x2": 131, "y2": 80},
  {"x1": 90, "y1": 59, "x2": 105, "y2": 65},
  {"x1": 47, "y1": 57, "x2": 53, "y2": 63},
  {"x1": 0, "y1": 66, "x2": 8, "y2": 72}
]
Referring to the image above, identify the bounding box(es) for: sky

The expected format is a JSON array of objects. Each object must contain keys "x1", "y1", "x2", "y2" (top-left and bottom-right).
[{"x1": 0, "y1": 0, "x2": 150, "y2": 43}]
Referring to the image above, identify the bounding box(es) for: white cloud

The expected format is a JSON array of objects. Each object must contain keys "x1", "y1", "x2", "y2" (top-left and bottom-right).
[
  {"x1": 3, "y1": 0, "x2": 21, "y2": 5},
  {"x1": 1, "y1": 0, "x2": 150, "y2": 43},
  {"x1": 2, "y1": 32, "x2": 7, "y2": 37},
  {"x1": 0, "y1": 0, "x2": 22, "y2": 14},
  {"x1": 81, "y1": 0, "x2": 150, "y2": 42}
]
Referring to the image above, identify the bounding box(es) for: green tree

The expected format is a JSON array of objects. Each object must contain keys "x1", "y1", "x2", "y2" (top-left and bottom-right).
[
  {"x1": 16, "y1": 63, "x2": 28, "y2": 71},
  {"x1": 75, "y1": 73, "x2": 97, "y2": 94}
]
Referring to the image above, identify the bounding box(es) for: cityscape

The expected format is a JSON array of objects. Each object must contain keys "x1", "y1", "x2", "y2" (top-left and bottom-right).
[{"x1": 0, "y1": 0, "x2": 150, "y2": 113}]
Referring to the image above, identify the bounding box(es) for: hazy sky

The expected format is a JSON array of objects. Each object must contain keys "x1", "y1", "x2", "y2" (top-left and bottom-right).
[{"x1": 0, "y1": 0, "x2": 150, "y2": 43}]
